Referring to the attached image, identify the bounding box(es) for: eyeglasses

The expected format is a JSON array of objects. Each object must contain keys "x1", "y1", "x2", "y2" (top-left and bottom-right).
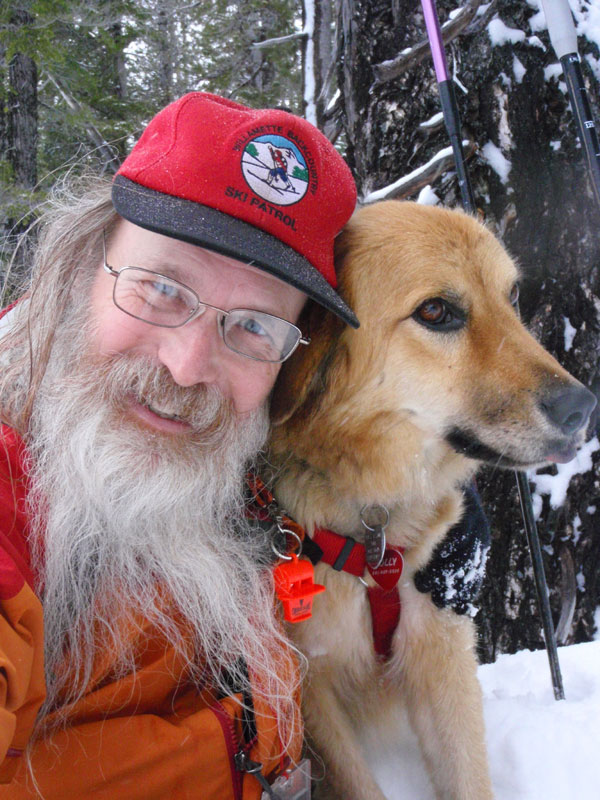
[{"x1": 102, "y1": 233, "x2": 310, "y2": 363}]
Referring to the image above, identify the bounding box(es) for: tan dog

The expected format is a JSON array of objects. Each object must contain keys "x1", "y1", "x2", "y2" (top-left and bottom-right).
[{"x1": 266, "y1": 202, "x2": 596, "y2": 800}]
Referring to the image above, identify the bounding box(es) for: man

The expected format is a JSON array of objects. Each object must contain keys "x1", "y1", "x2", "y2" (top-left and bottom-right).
[
  {"x1": 0, "y1": 92, "x2": 358, "y2": 799},
  {"x1": 0, "y1": 92, "x2": 488, "y2": 798}
]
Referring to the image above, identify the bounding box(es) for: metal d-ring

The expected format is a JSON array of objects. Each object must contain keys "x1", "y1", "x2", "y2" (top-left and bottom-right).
[
  {"x1": 271, "y1": 525, "x2": 303, "y2": 562},
  {"x1": 359, "y1": 504, "x2": 390, "y2": 531}
]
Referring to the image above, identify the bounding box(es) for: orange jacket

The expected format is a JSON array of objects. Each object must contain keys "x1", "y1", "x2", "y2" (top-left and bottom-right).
[{"x1": 0, "y1": 425, "x2": 302, "y2": 798}]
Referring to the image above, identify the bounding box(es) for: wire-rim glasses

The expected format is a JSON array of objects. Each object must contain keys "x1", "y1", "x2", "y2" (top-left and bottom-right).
[{"x1": 102, "y1": 232, "x2": 310, "y2": 363}]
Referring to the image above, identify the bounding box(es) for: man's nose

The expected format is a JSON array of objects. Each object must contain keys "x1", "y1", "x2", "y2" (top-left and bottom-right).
[{"x1": 156, "y1": 314, "x2": 224, "y2": 387}]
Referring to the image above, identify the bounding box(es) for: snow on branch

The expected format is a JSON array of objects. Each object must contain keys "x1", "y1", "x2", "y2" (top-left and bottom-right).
[
  {"x1": 362, "y1": 141, "x2": 474, "y2": 204},
  {"x1": 252, "y1": 32, "x2": 307, "y2": 50},
  {"x1": 373, "y1": 0, "x2": 483, "y2": 85}
]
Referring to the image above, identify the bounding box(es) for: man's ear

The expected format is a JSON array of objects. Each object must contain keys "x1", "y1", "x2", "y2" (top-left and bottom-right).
[{"x1": 270, "y1": 300, "x2": 344, "y2": 426}]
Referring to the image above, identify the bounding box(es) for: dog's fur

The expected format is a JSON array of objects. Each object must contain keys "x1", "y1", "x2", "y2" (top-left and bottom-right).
[{"x1": 267, "y1": 202, "x2": 594, "y2": 800}]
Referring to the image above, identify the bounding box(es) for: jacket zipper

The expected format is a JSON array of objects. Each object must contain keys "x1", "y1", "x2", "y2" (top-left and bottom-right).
[{"x1": 209, "y1": 700, "x2": 244, "y2": 800}]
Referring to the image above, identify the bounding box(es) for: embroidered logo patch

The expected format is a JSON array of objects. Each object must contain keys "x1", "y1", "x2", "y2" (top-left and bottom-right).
[{"x1": 241, "y1": 134, "x2": 310, "y2": 206}]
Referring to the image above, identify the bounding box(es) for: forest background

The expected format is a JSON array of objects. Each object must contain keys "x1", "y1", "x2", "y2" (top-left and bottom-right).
[{"x1": 1, "y1": 0, "x2": 599, "y2": 665}]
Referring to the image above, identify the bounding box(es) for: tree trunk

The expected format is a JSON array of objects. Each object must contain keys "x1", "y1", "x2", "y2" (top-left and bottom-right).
[
  {"x1": 2, "y1": 7, "x2": 38, "y2": 289},
  {"x1": 302, "y1": 0, "x2": 333, "y2": 127},
  {"x1": 334, "y1": 0, "x2": 600, "y2": 662},
  {"x1": 156, "y1": 1, "x2": 174, "y2": 107},
  {"x1": 0, "y1": 42, "x2": 6, "y2": 165},
  {"x1": 8, "y1": 46, "x2": 37, "y2": 188}
]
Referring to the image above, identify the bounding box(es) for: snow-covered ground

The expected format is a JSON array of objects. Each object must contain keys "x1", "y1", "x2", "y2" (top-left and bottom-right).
[{"x1": 368, "y1": 640, "x2": 600, "y2": 799}]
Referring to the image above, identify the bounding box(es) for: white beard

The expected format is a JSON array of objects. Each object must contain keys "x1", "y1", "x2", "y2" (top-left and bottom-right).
[{"x1": 25, "y1": 304, "x2": 299, "y2": 739}]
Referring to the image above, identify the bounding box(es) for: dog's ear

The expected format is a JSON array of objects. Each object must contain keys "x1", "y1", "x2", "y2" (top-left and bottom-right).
[{"x1": 270, "y1": 299, "x2": 345, "y2": 425}]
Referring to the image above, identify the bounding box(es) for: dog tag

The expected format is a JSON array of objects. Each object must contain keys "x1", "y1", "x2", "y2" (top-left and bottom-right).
[
  {"x1": 364, "y1": 524, "x2": 386, "y2": 569},
  {"x1": 367, "y1": 546, "x2": 404, "y2": 591},
  {"x1": 360, "y1": 504, "x2": 389, "y2": 570},
  {"x1": 261, "y1": 758, "x2": 311, "y2": 800}
]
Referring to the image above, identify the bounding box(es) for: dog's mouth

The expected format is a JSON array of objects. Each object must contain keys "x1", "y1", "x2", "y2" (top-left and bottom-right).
[{"x1": 444, "y1": 427, "x2": 581, "y2": 469}]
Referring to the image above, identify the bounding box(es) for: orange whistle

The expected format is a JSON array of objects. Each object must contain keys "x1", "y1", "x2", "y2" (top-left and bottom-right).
[{"x1": 273, "y1": 554, "x2": 325, "y2": 623}]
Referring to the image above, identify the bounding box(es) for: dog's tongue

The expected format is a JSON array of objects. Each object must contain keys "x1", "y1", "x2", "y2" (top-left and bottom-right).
[{"x1": 367, "y1": 547, "x2": 404, "y2": 591}]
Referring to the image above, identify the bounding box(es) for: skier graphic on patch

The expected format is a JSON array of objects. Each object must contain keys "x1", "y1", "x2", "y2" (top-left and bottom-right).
[
  {"x1": 241, "y1": 134, "x2": 310, "y2": 206},
  {"x1": 266, "y1": 145, "x2": 295, "y2": 193}
]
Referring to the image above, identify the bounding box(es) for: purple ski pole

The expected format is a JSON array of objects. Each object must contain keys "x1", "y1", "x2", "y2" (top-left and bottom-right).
[
  {"x1": 420, "y1": 0, "x2": 476, "y2": 212},
  {"x1": 421, "y1": 0, "x2": 565, "y2": 700}
]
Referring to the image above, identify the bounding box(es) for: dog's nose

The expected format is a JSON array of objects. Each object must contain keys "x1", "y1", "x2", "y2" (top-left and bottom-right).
[{"x1": 540, "y1": 385, "x2": 597, "y2": 435}]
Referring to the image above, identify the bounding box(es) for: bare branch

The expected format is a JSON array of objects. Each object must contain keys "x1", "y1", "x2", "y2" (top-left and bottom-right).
[
  {"x1": 372, "y1": 0, "x2": 482, "y2": 86},
  {"x1": 252, "y1": 32, "x2": 307, "y2": 50},
  {"x1": 45, "y1": 72, "x2": 121, "y2": 174}
]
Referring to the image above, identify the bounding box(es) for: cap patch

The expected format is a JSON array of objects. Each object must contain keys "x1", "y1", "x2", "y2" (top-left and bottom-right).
[{"x1": 241, "y1": 134, "x2": 311, "y2": 206}]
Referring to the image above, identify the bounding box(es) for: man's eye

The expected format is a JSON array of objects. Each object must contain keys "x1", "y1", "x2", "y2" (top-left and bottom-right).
[
  {"x1": 239, "y1": 316, "x2": 268, "y2": 336},
  {"x1": 150, "y1": 280, "x2": 180, "y2": 299}
]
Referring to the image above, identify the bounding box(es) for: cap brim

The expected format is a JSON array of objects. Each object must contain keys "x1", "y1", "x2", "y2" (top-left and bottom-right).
[{"x1": 112, "y1": 176, "x2": 359, "y2": 328}]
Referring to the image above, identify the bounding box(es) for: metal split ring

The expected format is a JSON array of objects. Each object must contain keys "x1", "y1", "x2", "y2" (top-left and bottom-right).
[
  {"x1": 359, "y1": 504, "x2": 390, "y2": 531},
  {"x1": 271, "y1": 527, "x2": 303, "y2": 561}
]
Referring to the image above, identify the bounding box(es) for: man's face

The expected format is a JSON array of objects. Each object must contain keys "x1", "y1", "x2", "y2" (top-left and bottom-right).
[{"x1": 90, "y1": 219, "x2": 307, "y2": 427}]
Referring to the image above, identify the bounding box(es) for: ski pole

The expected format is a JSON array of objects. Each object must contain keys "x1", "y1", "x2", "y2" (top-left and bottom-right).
[
  {"x1": 420, "y1": 0, "x2": 565, "y2": 700},
  {"x1": 420, "y1": 0, "x2": 476, "y2": 212},
  {"x1": 542, "y1": 0, "x2": 600, "y2": 209}
]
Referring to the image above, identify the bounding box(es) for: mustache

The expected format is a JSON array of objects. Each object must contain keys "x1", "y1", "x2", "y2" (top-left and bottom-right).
[{"x1": 77, "y1": 354, "x2": 236, "y2": 438}]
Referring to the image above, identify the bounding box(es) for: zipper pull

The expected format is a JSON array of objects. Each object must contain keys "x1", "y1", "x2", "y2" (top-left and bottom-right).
[{"x1": 234, "y1": 750, "x2": 283, "y2": 799}]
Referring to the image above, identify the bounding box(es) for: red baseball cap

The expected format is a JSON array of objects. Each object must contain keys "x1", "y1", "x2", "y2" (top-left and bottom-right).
[{"x1": 112, "y1": 92, "x2": 359, "y2": 328}]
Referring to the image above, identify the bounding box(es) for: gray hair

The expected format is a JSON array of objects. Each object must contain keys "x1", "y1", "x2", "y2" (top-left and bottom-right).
[{"x1": 0, "y1": 176, "x2": 118, "y2": 432}]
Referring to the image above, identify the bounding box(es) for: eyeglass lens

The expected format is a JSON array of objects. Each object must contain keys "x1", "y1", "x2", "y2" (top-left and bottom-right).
[{"x1": 113, "y1": 267, "x2": 300, "y2": 363}]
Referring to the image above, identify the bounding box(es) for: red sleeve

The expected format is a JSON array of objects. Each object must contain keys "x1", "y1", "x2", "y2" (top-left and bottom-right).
[{"x1": 0, "y1": 426, "x2": 45, "y2": 783}]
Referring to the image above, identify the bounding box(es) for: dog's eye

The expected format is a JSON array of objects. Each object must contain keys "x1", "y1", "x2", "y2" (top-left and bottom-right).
[
  {"x1": 413, "y1": 298, "x2": 465, "y2": 332},
  {"x1": 509, "y1": 282, "x2": 520, "y2": 306}
]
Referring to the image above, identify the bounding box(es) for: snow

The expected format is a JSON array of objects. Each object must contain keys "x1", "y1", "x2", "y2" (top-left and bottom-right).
[
  {"x1": 572, "y1": 512, "x2": 583, "y2": 545},
  {"x1": 544, "y1": 62, "x2": 565, "y2": 82},
  {"x1": 528, "y1": 4, "x2": 548, "y2": 34},
  {"x1": 527, "y1": 34, "x2": 546, "y2": 49},
  {"x1": 419, "y1": 111, "x2": 444, "y2": 130},
  {"x1": 563, "y1": 316, "x2": 577, "y2": 351},
  {"x1": 585, "y1": 52, "x2": 600, "y2": 83},
  {"x1": 371, "y1": 640, "x2": 600, "y2": 800},
  {"x1": 416, "y1": 185, "x2": 440, "y2": 205},
  {"x1": 481, "y1": 141, "x2": 512, "y2": 183},
  {"x1": 513, "y1": 54, "x2": 527, "y2": 83},
  {"x1": 528, "y1": 435, "x2": 600, "y2": 512},
  {"x1": 487, "y1": 18, "x2": 527, "y2": 46},
  {"x1": 570, "y1": 0, "x2": 600, "y2": 54}
]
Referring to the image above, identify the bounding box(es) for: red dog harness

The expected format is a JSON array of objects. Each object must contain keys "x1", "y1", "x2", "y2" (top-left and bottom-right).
[
  {"x1": 311, "y1": 527, "x2": 405, "y2": 661},
  {"x1": 247, "y1": 475, "x2": 404, "y2": 661}
]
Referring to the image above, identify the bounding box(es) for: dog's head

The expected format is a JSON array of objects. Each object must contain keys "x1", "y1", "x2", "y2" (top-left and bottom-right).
[{"x1": 271, "y1": 202, "x2": 595, "y2": 485}]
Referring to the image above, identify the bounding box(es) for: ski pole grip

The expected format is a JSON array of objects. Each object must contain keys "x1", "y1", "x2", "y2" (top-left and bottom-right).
[{"x1": 542, "y1": 0, "x2": 578, "y2": 59}]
